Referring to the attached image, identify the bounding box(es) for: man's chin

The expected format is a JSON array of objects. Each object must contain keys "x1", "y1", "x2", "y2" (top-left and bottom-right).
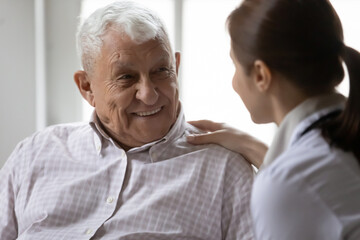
[
  {"x1": 141, "y1": 132, "x2": 167, "y2": 143},
  {"x1": 141, "y1": 125, "x2": 173, "y2": 140}
]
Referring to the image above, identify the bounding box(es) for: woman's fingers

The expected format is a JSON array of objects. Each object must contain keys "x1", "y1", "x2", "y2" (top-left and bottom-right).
[
  {"x1": 186, "y1": 132, "x2": 224, "y2": 145},
  {"x1": 188, "y1": 120, "x2": 225, "y2": 132},
  {"x1": 187, "y1": 123, "x2": 267, "y2": 169}
]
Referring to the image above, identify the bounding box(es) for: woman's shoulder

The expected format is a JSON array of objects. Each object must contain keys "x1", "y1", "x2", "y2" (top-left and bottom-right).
[
  {"x1": 252, "y1": 165, "x2": 346, "y2": 240},
  {"x1": 253, "y1": 130, "x2": 360, "y2": 238},
  {"x1": 257, "y1": 127, "x2": 360, "y2": 209},
  {"x1": 267, "y1": 129, "x2": 358, "y2": 182}
]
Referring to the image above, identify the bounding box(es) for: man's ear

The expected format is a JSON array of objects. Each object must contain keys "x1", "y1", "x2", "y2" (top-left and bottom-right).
[
  {"x1": 252, "y1": 60, "x2": 272, "y2": 92},
  {"x1": 74, "y1": 70, "x2": 95, "y2": 107},
  {"x1": 175, "y1": 52, "x2": 181, "y2": 75}
]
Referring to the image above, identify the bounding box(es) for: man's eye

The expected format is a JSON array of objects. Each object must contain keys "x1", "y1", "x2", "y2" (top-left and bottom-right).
[
  {"x1": 119, "y1": 74, "x2": 133, "y2": 80},
  {"x1": 157, "y1": 67, "x2": 169, "y2": 72}
]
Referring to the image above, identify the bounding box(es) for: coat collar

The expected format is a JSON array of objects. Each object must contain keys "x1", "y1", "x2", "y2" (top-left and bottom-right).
[{"x1": 261, "y1": 92, "x2": 345, "y2": 170}]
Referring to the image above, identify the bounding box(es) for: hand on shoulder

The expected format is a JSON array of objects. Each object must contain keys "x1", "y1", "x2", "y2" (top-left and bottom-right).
[{"x1": 187, "y1": 120, "x2": 268, "y2": 169}]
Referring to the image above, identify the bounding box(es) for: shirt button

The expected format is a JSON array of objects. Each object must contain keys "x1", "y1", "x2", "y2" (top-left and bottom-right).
[
  {"x1": 85, "y1": 229, "x2": 93, "y2": 235},
  {"x1": 96, "y1": 145, "x2": 101, "y2": 151},
  {"x1": 106, "y1": 196, "x2": 114, "y2": 204}
]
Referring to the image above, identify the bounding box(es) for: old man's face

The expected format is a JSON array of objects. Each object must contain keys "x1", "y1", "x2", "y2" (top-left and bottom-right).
[{"x1": 79, "y1": 29, "x2": 180, "y2": 150}]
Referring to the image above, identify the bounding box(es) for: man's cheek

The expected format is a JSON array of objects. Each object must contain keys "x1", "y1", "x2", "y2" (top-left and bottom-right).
[{"x1": 115, "y1": 108, "x2": 130, "y2": 130}]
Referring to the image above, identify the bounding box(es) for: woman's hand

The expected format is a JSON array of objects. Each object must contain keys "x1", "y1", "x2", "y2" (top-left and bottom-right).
[{"x1": 187, "y1": 120, "x2": 268, "y2": 169}]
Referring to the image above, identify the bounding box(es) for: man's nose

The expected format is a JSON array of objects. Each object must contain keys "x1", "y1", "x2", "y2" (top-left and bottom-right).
[{"x1": 135, "y1": 76, "x2": 159, "y2": 105}]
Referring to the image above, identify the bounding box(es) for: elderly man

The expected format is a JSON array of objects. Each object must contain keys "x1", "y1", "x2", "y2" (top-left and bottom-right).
[{"x1": 0, "y1": 1, "x2": 254, "y2": 239}]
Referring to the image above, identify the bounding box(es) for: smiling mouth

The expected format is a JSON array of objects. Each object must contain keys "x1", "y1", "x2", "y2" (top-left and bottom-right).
[{"x1": 135, "y1": 107, "x2": 162, "y2": 117}]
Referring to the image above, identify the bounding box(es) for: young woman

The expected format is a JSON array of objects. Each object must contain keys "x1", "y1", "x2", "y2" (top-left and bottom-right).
[{"x1": 187, "y1": 0, "x2": 360, "y2": 239}]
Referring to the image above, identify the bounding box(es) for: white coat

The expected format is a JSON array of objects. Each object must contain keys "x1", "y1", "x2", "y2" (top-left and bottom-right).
[{"x1": 251, "y1": 93, "x2": 360, "y2": 240}]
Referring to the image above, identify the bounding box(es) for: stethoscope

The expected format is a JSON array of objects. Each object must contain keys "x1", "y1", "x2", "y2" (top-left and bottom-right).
[{"x1": 300, "y1": 109, "x2": 342, "y2": 138}]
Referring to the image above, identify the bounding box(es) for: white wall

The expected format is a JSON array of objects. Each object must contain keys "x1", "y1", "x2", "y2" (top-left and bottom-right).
[
  {"x1": 46, "y1": 0, "x2": 83, "y2": 125},
  {"x1": 0, "y1": 0, "x2": 82, "y2": 168},
  {"x1": 1, "y1": 0, "x2": 359, "y2": 169},
  {"x1": 0, "y1": 0, "x2": 36, "y2": 167}
]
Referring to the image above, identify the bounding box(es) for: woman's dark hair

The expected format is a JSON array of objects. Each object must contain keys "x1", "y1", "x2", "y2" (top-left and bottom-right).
[{"x1": 227, "y1": 0, "x2": 360, "y2": 160}]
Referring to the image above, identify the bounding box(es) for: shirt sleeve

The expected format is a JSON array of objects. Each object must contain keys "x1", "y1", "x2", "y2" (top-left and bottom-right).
[
  {"x1": 221, "y1": 156, "x2": 255, "y2": 240},
  {"x1": 0, "y1": 142, "x2": 24, "y2": 239},
  {"x1": 251, "y1": 171, "x2": 343, "y2": 240}
]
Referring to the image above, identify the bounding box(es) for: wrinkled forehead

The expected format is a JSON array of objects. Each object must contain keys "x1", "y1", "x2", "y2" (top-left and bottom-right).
[
  {"x1": 100, "y1": 29, "x2": 173, "y2": 62},
  {"x1": 109, "y1": 50, "x2": 173, "y2": 73}
]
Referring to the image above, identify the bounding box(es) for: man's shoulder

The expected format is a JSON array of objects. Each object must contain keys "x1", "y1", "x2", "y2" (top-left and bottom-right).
[
  {"x1": 20, "y1": 122, "x2": 91, "y2": 148},
  {"x1": 37, "y1": 121, "x2": 89, "y2": 136},
  {"x1": 5, "y1": 122, "x2": 92, "y2": 172},
  {"x1": 183, "y1": 122, "x2": 244, "y2": 156},
  {"x1": 43, "y1": 121, "x2": 90, "y2": 135},
  {"x1": 180, "y1": 122, "x2": 253, "y2": 173}
]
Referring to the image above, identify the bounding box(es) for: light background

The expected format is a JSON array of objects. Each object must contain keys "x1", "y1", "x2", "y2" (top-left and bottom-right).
[
  {"x1": 82, "y1": 0, "x2": 358, "y2": 146},
  {"x1": 0, "y1": 0, "x2": 359, "y2": 167}
]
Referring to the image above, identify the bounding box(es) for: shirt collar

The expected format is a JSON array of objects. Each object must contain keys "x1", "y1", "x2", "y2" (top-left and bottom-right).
[
  {"x1": 89, "y1": 103, "x2": 186, "y2": 154},
  {"x1": 261, "y1": 92, "x2": 346, "y2": 170}
]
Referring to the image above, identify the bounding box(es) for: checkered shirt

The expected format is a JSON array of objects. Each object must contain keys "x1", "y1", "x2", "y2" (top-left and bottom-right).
[{"x1": 0, "y1": 108, "x2": 254, "y2": 240}]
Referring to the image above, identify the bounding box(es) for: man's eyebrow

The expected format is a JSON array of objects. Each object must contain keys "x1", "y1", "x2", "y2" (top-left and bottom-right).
[
  {"x1": 110, "y1": 62, "x2": 136, "y2": 78},
  {"x1": 111, "y1": 61, "x2": 135, "y2": 69},
  {"x1": 152, "y1": 54, "x2": 172, "y2": 65},
  {"x1": 110, "y1": 52, "x2": 172, "y2": 72}
]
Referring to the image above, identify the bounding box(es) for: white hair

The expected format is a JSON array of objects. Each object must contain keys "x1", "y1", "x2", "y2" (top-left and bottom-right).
[{"x1": 76, "y1": 1, "x2": 172, "y2": 72}]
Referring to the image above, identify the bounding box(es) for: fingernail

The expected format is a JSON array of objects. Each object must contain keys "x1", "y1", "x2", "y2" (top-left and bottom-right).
[{"x1": 186, "y1": 135, "x2": 195, "y2": 141}]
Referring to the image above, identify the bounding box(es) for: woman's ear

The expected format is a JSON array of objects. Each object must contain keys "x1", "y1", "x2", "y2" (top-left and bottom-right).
[
  {"x1": 74, "y1": 70, "x2": 95, "y2": 107},
  {"x1": 252, "y1": 60, "x2": 272, "y2": 92}
]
